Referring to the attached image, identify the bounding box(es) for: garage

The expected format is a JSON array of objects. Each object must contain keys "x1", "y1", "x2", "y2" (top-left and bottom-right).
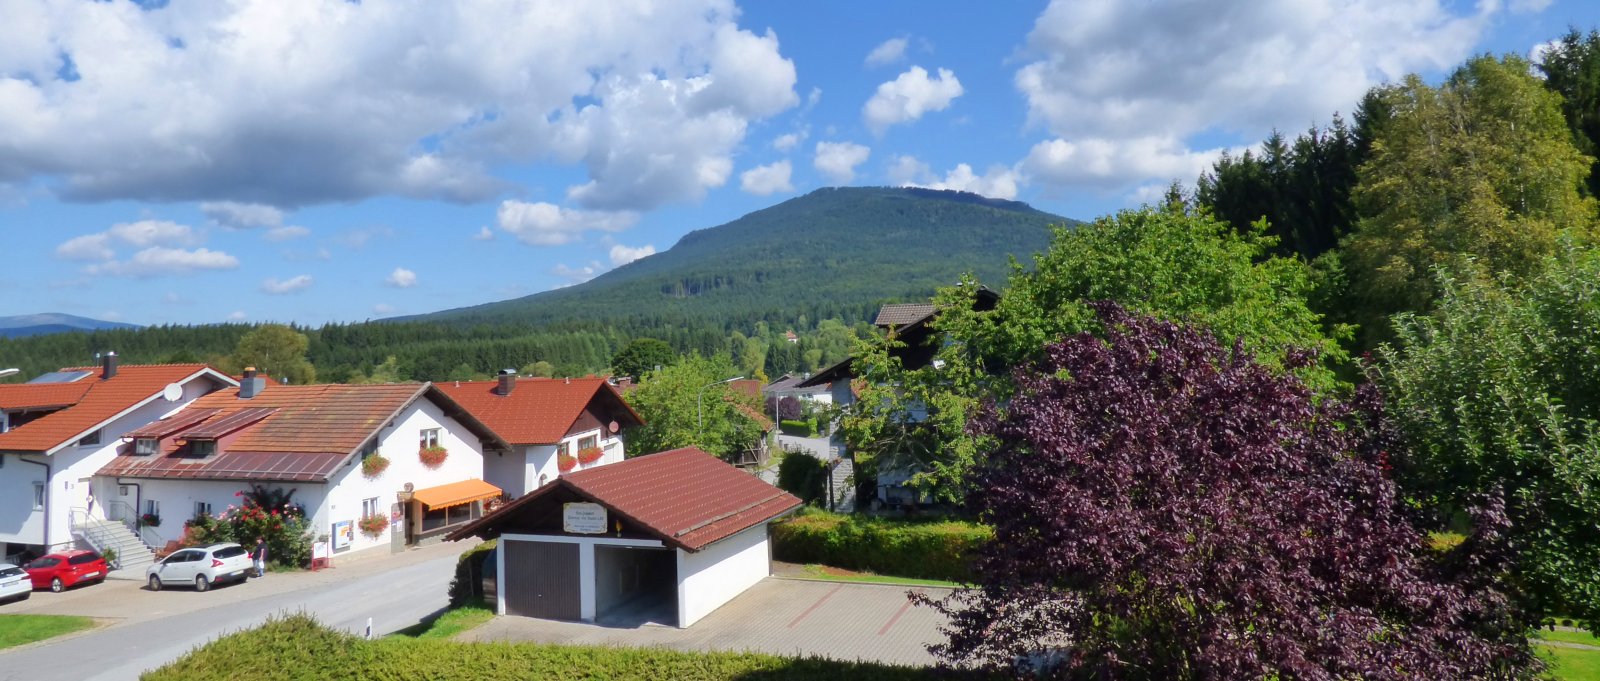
[{"x1": 448, "y1": 446, "x2": 801, "y2": 628}]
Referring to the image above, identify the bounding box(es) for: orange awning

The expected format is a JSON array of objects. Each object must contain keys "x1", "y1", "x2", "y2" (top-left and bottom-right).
[{"x1": 413, "y1": 479, "x2": 502, "y2": 510}]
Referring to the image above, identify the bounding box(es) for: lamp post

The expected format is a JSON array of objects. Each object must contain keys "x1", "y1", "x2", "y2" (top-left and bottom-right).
[{"x1": 697, "y1": 376, "x2": 745, "y2": 436}]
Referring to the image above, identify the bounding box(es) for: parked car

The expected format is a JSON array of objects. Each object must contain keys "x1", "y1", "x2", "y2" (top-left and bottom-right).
[
  {"x1": 145, "y1": 543, "x2": 253, "y2": 592},
  {"x1": 0, "y1": 563, "x2": 30, "y2": 603},
  {"x1": 23, "y1": 550, "x2": 109, "y2": 592}
]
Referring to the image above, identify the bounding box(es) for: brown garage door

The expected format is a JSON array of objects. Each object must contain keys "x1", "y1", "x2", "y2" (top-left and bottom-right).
[{"x1": 503, "y1": 540, "x2": 581, "y2": 620}]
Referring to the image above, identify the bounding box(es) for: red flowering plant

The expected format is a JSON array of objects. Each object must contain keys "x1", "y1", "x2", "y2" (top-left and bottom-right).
[
  {"x1": 361, "y1": 452, "x2": 390, "y2": 479},
  {"x1": 557, "y1": 450, "x2": 577, "y2": 472},
  {"x1": 181, "y1": 486, "x2": 313, "y2": 568},
  {"x1": 419, "y1": 446, "x2": 448, "y2": 469},
  {"x1": 576, "y1": 446, "x2": 604, "y2": 465},
  {"x1": 357, "y1": 514, "x2": 390, "y2": 538}
]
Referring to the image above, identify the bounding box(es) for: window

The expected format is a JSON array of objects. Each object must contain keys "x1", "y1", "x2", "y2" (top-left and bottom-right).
[
  {"x1": 194, "y1": 501, "x2": 212, "y2": 519},
  {"x1": 556, "y1": 441, "x2": 570, "y2": 458},
  {"x1": 190, "y1": 440, "x2": 216, "y2": 457},
  {"x1": 420, "y1": 428, "x2": 441, "y2": 450},
  {"x1": 361, "y1": 497, "x2": 380, "y2": 519},
  {"x1": 77, "y1": 429, "x2": 102, "y2": 447},
  {"x1": 119, "y1": 485, "x2": 130, "y2": 497},
  {"x1": 135, "y1": 438, "x2": 158, "y2": 456},
  {"x1": 420, "y1": 503, "x2": 474, "y2": 532},
  {"x1": 144, "y1": 499, "x2": 160, "y2": 518},
  {"x1": 578, "y1": 434, "x2": 598, "y2": 451},
  {"x1": 359, "y1": 438, "x2": 378, "y2": 459},
  {"x1": 32, "y1": 482, "x2": 44, "y2": 510},
  {"x1": 213, "y1": 546, "x2": 247, "y2": 559},
  {"x1": 68, "y1": 553, "x2": 100, "y2": 565},
  {"x1": 26, "y1": 557, "x2": 59, "y2": 569}
]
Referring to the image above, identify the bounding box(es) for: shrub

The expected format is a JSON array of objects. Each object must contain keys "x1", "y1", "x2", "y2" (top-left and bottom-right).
[
  {"x1": 447, "y1": 540, "x2": 497, "y2": 607},
  {"x1": 557, "y1": 451, "x2": 577, "y2": 472},
  {"x1": 766, "y1": 395, "x2": 803, "y2": 421},
  {"x1": 361, "y1": 453, "x2": 390, "y2": 479},
  {"x1": 419, "y1": 446, "x2": 448, "y2": 469},
  {"x1": 779, "y1": 419, "x2": 816, "y2": 436},
  {"x1": 187, "y1": 490, "x2": 313, "y2": 568},
  {"x1": 576, "y1": 446, "x2": 604, "y2": 465},
  {"x1": 770, "y1": 508, "x2": 989, "y2": 583},
  {"x1": 358, "y1": 515, "x2": 390, "y2": 539},
  {"x1": 777, "y1": 453, "x2": 828, "y2": 506}
]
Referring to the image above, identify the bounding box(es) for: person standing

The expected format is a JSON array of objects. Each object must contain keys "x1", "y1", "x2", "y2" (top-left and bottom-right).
[{"x1": 252, "y1": 537, "x2": 268, "y2": 578}]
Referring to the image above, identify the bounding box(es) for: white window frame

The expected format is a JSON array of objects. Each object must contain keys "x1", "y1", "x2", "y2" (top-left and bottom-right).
[
  {"x1": 32, "y1": 482, "x2": 45, "y2": 510},
  {"x1": 194, "y1": 501, "x2": 212, "y2": 518},
  {"x1": 420, "y1": 428, "x2": 441, "y2": 450},
  {"x1": 191, "y1": 440, "x2": 216, "y2": 457},
  {"x1": 144, "y1": 499, "x2": 159, "y2": 518},
  {"x1": 78, "y1": 428, "x2": 103, "y2": 447},
  {"x1": 361, "y1": 497, "x2": 380, "y2": 519},
  {"x1": 135, "y1": 438, "x2": 158, "y2": 456}
]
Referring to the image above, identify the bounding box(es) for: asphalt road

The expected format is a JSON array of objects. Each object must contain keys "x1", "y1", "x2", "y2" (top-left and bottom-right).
[{"x1": 0, "y1": 543, "x2": 465, "y2": 681}]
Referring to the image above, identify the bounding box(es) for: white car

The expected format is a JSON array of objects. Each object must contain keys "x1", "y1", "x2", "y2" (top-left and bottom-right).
[
  {"x1": 145, "y1": 543, "x2": 253, "y2": 592},
  {"x1": 0, "y1": 563, "x2": 29, "y2": 603}
]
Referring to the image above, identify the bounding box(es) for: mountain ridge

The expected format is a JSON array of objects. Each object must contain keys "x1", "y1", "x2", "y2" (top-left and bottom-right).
[{"x1": 0, "y1": 313, "x2": 140, "y2": 339}]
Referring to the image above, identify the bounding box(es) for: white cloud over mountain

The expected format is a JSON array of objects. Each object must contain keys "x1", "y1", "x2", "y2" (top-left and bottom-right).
[
  {"x1": 739, "y1": 160, "x2": 794, "y2": 196},
  {"x1": 813, "y1": 142, "x2": 871, "y2": 184},
  {"x1": 495, "y1": 200, "x2": 637, "y2": 246},
  {"x1": 863, "y1": 66, "x2": 963, "y2": 134}
]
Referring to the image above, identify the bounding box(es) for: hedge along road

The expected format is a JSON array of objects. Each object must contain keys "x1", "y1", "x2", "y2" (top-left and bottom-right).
[{"x1": 0, "y1": 540, "x2": 472, "y2": 681}]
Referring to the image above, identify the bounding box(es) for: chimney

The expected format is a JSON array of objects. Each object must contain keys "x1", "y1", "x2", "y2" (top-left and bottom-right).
[
  {"x1": 101, "y1": 351, "x2": 118, "y2": 380},
  {"x1": 497, "y1": 369, "x2": 517, "y2": 396},
  {"x1": 240, "y1": 366, "x2": 266, "y2": 399}
]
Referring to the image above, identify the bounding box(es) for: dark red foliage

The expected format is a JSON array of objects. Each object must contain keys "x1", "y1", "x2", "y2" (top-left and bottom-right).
[
  {"x1": 924, "y1": 302, "x2": 1534, "y2": 680},
  {"x1": 766, "y1": 395, "x2": 803, "y2": 421}
]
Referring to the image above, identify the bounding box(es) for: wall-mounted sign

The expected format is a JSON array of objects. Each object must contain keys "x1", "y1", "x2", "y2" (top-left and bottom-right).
[
  {"x1": 332, "y1": 520, "x2": 353, "y2": 550},
  {"x1": 562, "y1": 502, "x2": 607, "y2": 534}
]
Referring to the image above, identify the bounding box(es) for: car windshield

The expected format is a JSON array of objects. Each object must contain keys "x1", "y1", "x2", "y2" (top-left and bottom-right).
[{"x1": 213, "y1": 546, "x2": 247, "y2": 559}]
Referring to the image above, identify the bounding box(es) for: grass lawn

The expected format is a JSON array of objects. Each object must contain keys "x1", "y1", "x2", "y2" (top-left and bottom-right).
[
  {"x1": 146, "y1": 614, "x2": 966, "y2": 681},
  {"x1": 0, "y1": 614, "x2": 96, "y2": 650},
  {"x1": 1541, "y1": 644, "x2": 1600, "y2": 681},
  {"x1": 389, "y1": 600, "x2": 495, "y2": 640},
  {"x1": 797, "y1": 564, "x2": 963, "y2": 589}
]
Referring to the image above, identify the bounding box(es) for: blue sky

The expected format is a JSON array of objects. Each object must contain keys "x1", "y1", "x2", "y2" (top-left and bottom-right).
[{"x1": 0, "y1": 0, "x2": 1586, "y2": 326}]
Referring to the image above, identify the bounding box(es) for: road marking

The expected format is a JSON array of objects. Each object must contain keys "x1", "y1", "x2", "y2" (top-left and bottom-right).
[
  {"x1": 786, "y1": 584, "x2": 843, "y2": 628},
  {"x1": 877, "y1": 589, "x2": 922, "y2": 636}
]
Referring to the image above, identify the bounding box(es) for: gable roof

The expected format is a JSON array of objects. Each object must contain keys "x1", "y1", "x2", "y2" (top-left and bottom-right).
[
  {"x1": 447, "y1": 447, "x2": 800, "y2": 551},
  {"x1": 0, "y1": 364, "x2": 234, "y2": 454},
  {"x1": 97, "y1": 382, "x2": 500, "y2": 482},
  {"x1": 432, "y1": 377, "x2": 643, "y2": 446},
  {"x1": 765, "y1": 374, "x2": 827, "y2": 395},
  {"x1": 874, "y1": 303, "x2": 938, "y2": 327}
]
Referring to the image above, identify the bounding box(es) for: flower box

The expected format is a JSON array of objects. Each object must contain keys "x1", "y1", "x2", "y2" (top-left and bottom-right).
[
  {"x1": 557, "y1": 451, "x2": 577, "y2": 472},
  {"x1": 361, "y1": 453, "x2": 390, "y2": 479},
  {"x1": 576, "y1": 446, "x2": 604, "y2": 465},
  {"x1": 141, "y1": 513, "x2": 162, "y2": 528},
  {"x1": 357, "y1": 514, "x2": 390, "y2": 539},
  {"x1": 419, "y1": 446, "x2": 448, "y2": 469}
]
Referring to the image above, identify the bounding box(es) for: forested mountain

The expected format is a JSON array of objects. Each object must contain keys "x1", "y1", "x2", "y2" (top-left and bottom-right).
[
  {"x1": 0, "y1": 188, "x2": 1072, "y2": 383},
  {"x1": 404, "y1": 187, "x2": 1072, "y2": 329},
  {"x1": 0, "y1": 313, "x2": 139, "y2": 338}
]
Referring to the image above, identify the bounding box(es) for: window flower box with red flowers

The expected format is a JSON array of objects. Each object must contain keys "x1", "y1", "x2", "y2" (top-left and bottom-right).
[
  {"x1": 557, "y1": 451, "x2": 577, "y2": 472},
  {"x1": 357, "y1": 514, "x2": 390, "y2": 538},
  {"x1": 419, "y1": 446, "x2": 449, "y2": 469},
  {"x1": 361, "y1": 453, "x2": 390, "y2": 479},
  {"x1": 576, "y1": 446, "x2": 604, "y2": 465}
]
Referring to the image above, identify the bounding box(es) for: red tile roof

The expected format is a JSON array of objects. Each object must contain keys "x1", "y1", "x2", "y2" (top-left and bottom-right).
[
  {"x1": 0, "y1": 364, "x2": 230, "y2": 453},
  {"x1": 0, "y1": 383, "x2": 93, "y2": 411},
  {"x1": 432, "y1": 377, "x2": 643, "y2": 445},
  {"x1": 97, "y1": 382, "x2": 481, "y2": 482},
  {"x1": 447, "y1": 447, "x2": 801, "y2": 551}
]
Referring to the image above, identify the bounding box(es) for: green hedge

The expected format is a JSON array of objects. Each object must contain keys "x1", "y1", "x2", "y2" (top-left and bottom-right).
[
  {"x1": 779, "y1": 418, "x2": 817, "y2": 436},
  {"x1": 447, "y1": 539, "x2": 497, "y2": 607},
  {"x1": 770, "y1": 509, "x2": 991, "y2": 583},
  {"x1": 144, "y1": 614, "x2": 962, "y2": 680},
  {"x1": 777, "y1": 453, "x2": 828, "y2": 506}
]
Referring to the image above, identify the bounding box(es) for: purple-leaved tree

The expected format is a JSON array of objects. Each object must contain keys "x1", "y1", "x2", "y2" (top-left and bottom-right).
[{"x1": 924, "y1": 302, "x2": 1533, "y2": 680}]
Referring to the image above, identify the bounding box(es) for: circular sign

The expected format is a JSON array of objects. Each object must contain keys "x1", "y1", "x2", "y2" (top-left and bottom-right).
[{"x1": 608, "y1": 420, "x2": 620, "y2": 433}]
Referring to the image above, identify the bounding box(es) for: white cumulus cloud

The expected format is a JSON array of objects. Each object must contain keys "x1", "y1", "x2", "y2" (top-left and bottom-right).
[
  {"x1": 864, "y1": 37, "x2": 909, "y2": 67},
  {"x1": 473, "y1": 226, "x2": 495, "y2": 241},
  {"x1": 888, "y1": 155, "x2": 1020, "y2": 200},
  {"x1": 385, "y1": 267, "x2": 418, "y2": 288},
  {"x1": 261, "y1": 274, "x2": 313, "y2": 294},
  {"x1": 739, "y1": 160, "x2": 794, "y2": 196},
  {"x1": 609, "y1": 243, "x2": 656, "y2": 267},
  {"x1": 87, "y1": 247, "x2": 240, "y2": 277},
  {"x1": 551, "y1": 261, "x2": 603, "y2": 286},
  {"x1": 56, "y1": 219, "x2": 202, "y2": 262},
  {"x1": 813, "y1": 142, "x2": 871, "y2": 184},
  {"x1": 863, "y1": 66, "x2": 963, "y2": 134},
  {"x1": 496, "y1": 200, "x2": 637, "y2": 246}
]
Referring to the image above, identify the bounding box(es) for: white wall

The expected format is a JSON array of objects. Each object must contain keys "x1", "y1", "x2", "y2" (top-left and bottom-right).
[
  {"x1": 483, "y1": 447, "x2": 527, "y2": 498},
  {"x1": 675, "y1": 524, "x2": 771, "y2": 627},
  {"x1": 0, "y1": 375, "x2": 219, "y2": 551},
  {"x1": 128, "y1": 478, "x2": 330, "y2": 547},
  {"x1": 320, "y1": 396, "x2": 486, "y2": 556}
]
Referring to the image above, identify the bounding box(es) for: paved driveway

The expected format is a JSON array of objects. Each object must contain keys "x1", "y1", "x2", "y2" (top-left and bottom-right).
[{"x1": 463, "y1": 577, "x2": 951, "y2": 666}]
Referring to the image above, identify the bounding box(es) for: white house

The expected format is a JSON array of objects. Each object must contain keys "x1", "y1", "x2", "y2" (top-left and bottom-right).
[
  {"x1": 447, "y1": 447, "x2": 801, "y2": 628},
  {"x1": 0, "y1": 356, "x2": 236, "y2": 561},
  {"x1": 97, "y1": 370, "x2": 503, "y2": 557},
  {"x1": 433, "y1": 373, "x2": 643, "y2": 499}
]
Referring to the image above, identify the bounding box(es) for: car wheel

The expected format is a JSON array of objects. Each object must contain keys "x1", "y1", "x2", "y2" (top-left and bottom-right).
[
  {"x1": 148, "y1": 575, "x2": 162, "y2": 591},
  {"x1": 194, "y1": 575, "x2": 210, "y2": 592},
  {"x1": 50, "y1": 577, "x2": 63, "y2": 593}
]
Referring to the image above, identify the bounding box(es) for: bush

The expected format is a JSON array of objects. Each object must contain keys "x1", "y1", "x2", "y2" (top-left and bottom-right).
[
  {"x1": 779, "y1": 419, "x2": 816, "y2": 436},
  {"x1": 145, "y1": 614, "x2": 955, "y2": 681},
  {"x1": 766, "y1": 395, "x2": 803, "y2": 421},
  {"x1": 770, "y1": 509, "x2": 990, "y2": 583},
  {"x1": 184, "y1": 491, "x2": 313, "y2": 568},
  {"x1": 448, "y1": 540, "x2": 497, "y2": 607},
  {"x1": 777, "y1": 453, "x2": 828, "y2": 506}
]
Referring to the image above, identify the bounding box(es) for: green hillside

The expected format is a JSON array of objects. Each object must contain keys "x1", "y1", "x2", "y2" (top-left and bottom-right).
[{"x1": 406, "y1": 186, "x2": 1075, "y2": 329}]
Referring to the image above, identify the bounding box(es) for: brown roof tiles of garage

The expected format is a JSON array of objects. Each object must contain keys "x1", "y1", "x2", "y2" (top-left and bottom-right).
[{"x1": 448, "y1": 447, "x2": 801, "y2": 551}]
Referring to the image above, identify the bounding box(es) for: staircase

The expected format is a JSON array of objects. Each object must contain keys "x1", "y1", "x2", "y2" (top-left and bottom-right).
[
  {"x1": 829, "y1": 457, "x2": 856, "y2": 513},
  {"x1": 74, "y1": 517, "x2": 157, "y2": 578}
]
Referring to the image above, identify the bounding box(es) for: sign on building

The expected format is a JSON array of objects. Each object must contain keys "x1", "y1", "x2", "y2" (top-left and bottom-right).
[{"x1": 562, "y1": 502, "x2": 607, "y2": 534}]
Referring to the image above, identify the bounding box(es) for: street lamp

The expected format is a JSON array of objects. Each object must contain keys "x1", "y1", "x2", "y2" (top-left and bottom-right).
[{"x1": 697, "y1": 376, "x2": 745, "y2": 435}]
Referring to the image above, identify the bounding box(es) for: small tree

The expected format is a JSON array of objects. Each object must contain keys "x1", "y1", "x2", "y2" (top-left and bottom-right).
[
  {"x1": 623, "y1": 354, "x2": 764, "y2": 460},
  {"x1": 925, "y1": 303, "x2": 1533, "y2": 679},
  {"x1": 611, "y1": 338, "x2": 676, "y2": 379}
]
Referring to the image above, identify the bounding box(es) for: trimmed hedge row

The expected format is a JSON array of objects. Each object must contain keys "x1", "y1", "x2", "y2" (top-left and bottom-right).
[
  {"x1": 145, "y1": 614, "x2": 962, "y2": 681},
  {"x1": 770, "y1": 509, "x2": 990, "y2": 583},
  {"x1": 779, "y1": 418, "x2": 818, "y2": 436}
]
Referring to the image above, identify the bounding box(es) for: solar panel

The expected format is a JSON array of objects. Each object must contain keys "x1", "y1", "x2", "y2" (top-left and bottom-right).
[{"x1": 27, "y1": 370, "x2": 93, "y2": 384}]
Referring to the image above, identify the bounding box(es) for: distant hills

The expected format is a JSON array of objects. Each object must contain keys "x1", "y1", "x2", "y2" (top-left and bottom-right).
[
  {"x1": 0, "y1": 313, "x2": 139, "y2": 339},
  {"x1": 405, "y1": 187, "x2": 1078, "y2": 329}
]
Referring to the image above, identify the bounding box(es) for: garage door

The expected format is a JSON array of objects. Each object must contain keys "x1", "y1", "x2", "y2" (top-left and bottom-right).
[{"x1": 503, "y1": 540, "x2": 581, "y2": 620}]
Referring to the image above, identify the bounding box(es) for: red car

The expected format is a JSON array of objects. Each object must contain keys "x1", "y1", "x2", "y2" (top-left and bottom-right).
[{"x1": 24, "y1": 550, "x2": 109, "y2": 592}]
